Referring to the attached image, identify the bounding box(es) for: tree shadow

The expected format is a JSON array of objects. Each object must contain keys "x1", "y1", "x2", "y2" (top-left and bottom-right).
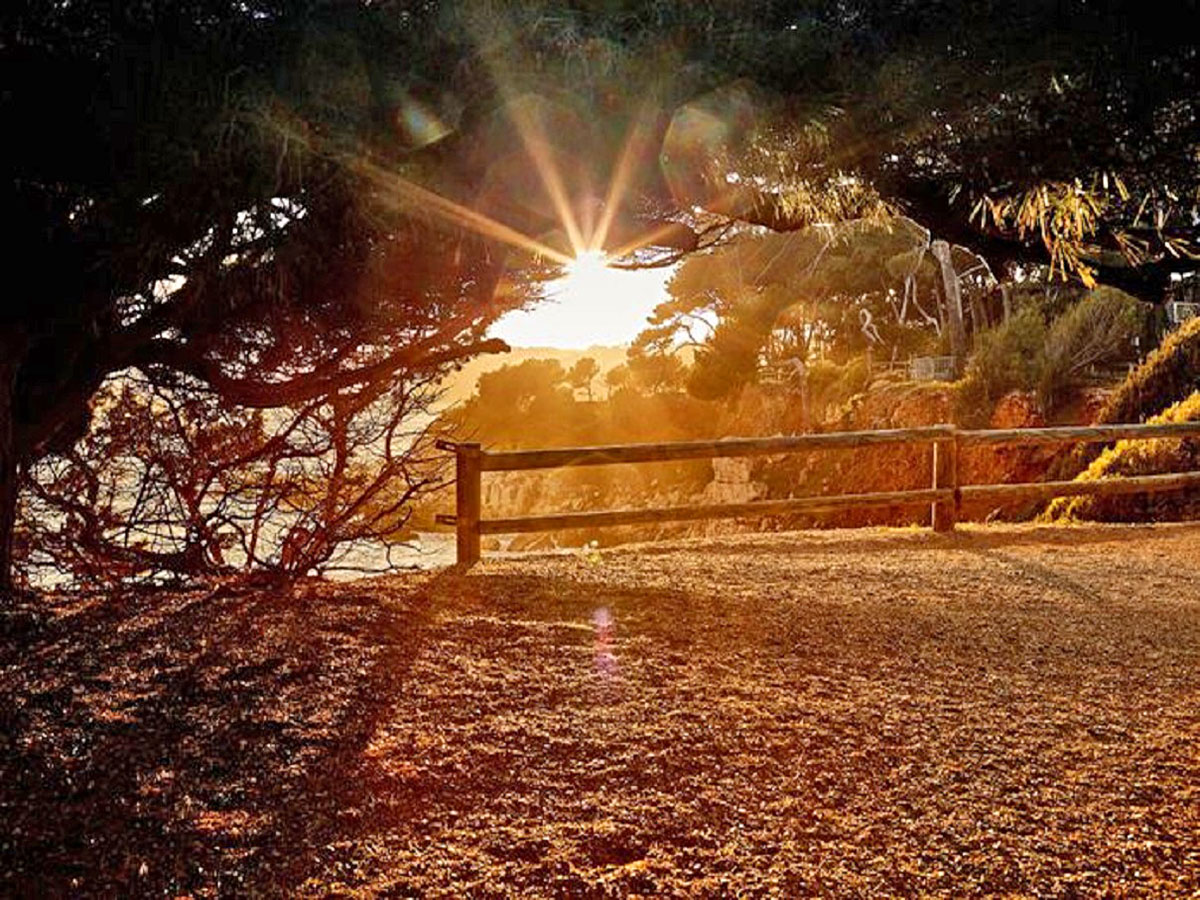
[
  {"x1": 960, "y1": 547, "x2": 1111, "y2": 605},
  {"x1": 3, "y1": 520, "x2": 1197, "y2": 893},
  {"x1": 0, "y1": 567, "x2": 732, "y2": 895},
  {"x1": 0, "y1": 574, "x2": 439, "y2": 895}
]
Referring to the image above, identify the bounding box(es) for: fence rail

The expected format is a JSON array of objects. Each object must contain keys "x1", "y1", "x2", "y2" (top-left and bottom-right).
[{"x1": 435, "y1": 422, "x2": 1200, "y2": 566}]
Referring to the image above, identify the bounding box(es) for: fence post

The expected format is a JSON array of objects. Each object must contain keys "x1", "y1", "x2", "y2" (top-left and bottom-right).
[
  {"x1": 931, "y1": 431, "x2": 959, "y2": 532},
  {"x1": 953, "y1": 431, "x2": 963, "y2": 524},
  {"x1": 455, "y1": 442, "x2": 482, "y2": 566}
]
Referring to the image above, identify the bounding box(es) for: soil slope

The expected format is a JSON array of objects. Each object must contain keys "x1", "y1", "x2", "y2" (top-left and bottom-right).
[{"x1": 3, "y1": 524, "x2": 1199, "y2": 896}]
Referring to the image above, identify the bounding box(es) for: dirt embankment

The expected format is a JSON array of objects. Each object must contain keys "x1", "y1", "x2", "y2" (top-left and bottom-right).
[
  {"x1": 755, "y1": 384, "x2": 1102, "y2": 529},
  {"x1": 469, "y1": 383, "x2": 1114, "y2": 553},
  {"x1": 3, "y1": 523, "x2": 1198, "y2": 896}
]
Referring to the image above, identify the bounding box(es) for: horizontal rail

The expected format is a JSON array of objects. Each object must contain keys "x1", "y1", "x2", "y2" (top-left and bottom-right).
[
  {"x1": 479, "y1": 425, "x2": 957, "y2": 472},
  {"x1": 959, "y1": 422, "x2": 1200, "y2": 446},
  {"x1": 442, "y1": 420, "x2": 1200, "y2": 564},
  {"x1": 459, "y1": 421, "x2": 1200, "y2": 473},
  {"x1": 961, "y1": 470, "x2": 1200, "y2": 503},
  {"x1": 479, "y1": 488, "x2": 952, "y2": 534}
]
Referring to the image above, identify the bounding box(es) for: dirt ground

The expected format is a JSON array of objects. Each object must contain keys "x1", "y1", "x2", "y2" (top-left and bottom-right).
[{"x1": 2, "y1": 523, "x2": 1199, "y2": 897}]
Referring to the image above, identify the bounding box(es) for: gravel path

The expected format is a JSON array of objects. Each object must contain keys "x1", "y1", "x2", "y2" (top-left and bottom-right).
[{"x1": 3, "y1": 523, "x2": 1199, "y2": 896}]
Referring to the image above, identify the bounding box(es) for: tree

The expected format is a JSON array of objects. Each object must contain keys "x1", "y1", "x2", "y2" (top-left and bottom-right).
[
  {"x1": 605, "y1": 365, "x2": 631, "y2": 399},
  {"x1": 567, "y1": 357, "x2": 600, "y2": 401},
  {"x1": 0, "y1": 3, "x2": 534, "y2": 591},
  {"x1": 6, "y1": 0, "x2": 1197, "y2": 590},
  {"x1": 606, "y1": 1, "x2": 1199, "y2": 296},
  {"x1": 1037, "y1": 288, "x2": 1147, "y2": 410},
  {"x1": 444, "y1": 358, "x2": 577, "y2": 449},
  {"x1": 408, "y1": 1, "x2": 1197, "y2": 294},
  {"x1": 645, "y1": 219, "x2": 995, "y2": 399},
  {"x1": 19, "y1": 368, "x2": 447, "y2": 588},
  {"x1": 627, "y1": 347, "x2": 684, "y2": 394},
  {"x1": 475, "y1": 359, "x2": 569, "y2": 413}
]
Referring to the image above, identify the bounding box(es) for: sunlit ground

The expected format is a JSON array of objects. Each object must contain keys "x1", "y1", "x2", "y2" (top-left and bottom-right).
[
  {"x1": 490, "y1": 251, "x2": 674, "y2": 348},
  {"x1": 5, "y1": 524, "x2": 1199, "y2": 895}
]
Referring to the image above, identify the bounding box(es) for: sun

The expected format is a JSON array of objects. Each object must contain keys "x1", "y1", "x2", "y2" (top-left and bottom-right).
[
  {"x1": 559, "y1": 249, "x2": 614, "y2": 304},
  {"x1": 490, "y1": 249, "x2": 673, "y2": 349}
]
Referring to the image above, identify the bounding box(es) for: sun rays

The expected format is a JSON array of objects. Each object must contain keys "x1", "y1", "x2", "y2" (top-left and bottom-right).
[
  {"x1": 356, "y1": 112, "x2": 665, "y2": 278},
  {"x1": 352, "y1": 157, "x2": 575, "y2": 266},
  {"x1": 366, "y1": 43, "x2": 678, "y2": 280},
  {"x1": 356, "y1": 83, "x2": 680, "y2": 348}
]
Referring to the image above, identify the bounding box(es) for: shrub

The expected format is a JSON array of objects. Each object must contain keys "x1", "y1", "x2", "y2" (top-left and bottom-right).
[
  {"x1": 1092, "y1": 314, "x2": 1200, "y2": 425},
  {"x1": 1042, "y1": 390, "x2": 1200, "y2": 523},
  {"x1": 1050, "y1": 314, "x2": 1200, "y2": 480},
  {"x1": 805, "y1": 357, "x2": 871, "y2": 419},
  {"x1": 1036, "y1": 287, "x2": 1145, "y2": 411},
  {"x1": 958, "y1": 307, "x2": 1047, "y2": 406}
]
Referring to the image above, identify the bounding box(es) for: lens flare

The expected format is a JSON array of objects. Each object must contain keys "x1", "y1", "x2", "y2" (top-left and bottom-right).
[
  {"x1": 593, "y1": 606, "x2": 617, "y2": 677},
  {"x1": 395, "y1": 96, "x2": 451, "y2": 148}
]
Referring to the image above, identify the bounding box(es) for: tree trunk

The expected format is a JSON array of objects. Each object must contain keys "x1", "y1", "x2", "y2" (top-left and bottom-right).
[
  {"x1": 932, "y1": 240, "x2": 968, "y2": 369},
  {"x1": 0, "y1": 351, "x2": 20, "y2": 597}
]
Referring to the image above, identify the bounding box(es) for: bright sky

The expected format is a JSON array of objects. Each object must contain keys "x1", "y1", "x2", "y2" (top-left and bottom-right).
[{"x1": 490, "y1": 253, "x2": 674, "y2": 349}]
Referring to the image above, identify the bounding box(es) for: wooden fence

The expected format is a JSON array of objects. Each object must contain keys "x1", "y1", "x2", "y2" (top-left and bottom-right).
[{"x1": 434, "y1": 422, "x2": 1200, "y2": 566}]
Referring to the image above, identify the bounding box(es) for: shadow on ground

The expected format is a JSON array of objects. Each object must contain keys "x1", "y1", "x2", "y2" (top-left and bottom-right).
[{"x1": 0, "y1": 577, "x2": 435, "y2": 895}]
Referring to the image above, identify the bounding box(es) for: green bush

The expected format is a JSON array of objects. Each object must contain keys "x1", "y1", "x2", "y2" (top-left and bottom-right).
[{"x1": 957, "y1": 287, "x2": 1148, "y2": 422}]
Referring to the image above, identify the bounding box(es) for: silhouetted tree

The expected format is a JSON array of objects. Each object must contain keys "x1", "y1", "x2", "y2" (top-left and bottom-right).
[
  {"x1": 5, "y1": 0, "x2": 1197, "y2": 590},
  {"x1": 605, "y1": 365, "x2": 631, "y2": 399},
  {"x1": 1, "y1": 3, "x2": 530, "y2": 591},
  {"x1": 19, "y1": 368, "x2": 448, "y2": 588}
]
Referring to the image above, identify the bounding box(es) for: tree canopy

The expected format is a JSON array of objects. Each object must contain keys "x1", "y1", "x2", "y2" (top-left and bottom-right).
[{"x1": 3, "y1": 0, "x2": 1198, "y2": 590}]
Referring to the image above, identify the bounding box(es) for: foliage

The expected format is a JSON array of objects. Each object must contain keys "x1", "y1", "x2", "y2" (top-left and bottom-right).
[
  {"x1": 478, "y1": 360, "x2": 570, "y2": 413},
  {"x1": 956, "y1": 288, "x2": 1145, "y2": 419},
  {"x1": 0, "y1": 2, "x2": 541, "y2": 589},
  {"x1": 957, "y1": 308, "x2": 1048, "y2": 413},
  {"x1": 605, "y1": 364, "x2": 631, "y2": 397},
  {"x1": 651, "y1": 219, "x2": 991, "y2": 401},
  {"x1": 1090, "y1": 316, "x2": 1200, "y2": 427},
  {"x1": 805, "y1": 358, "x2": 871, "y2": 419},
  {"x1": 573, "y1": 0, "x2": 1198, "y2": 290},
  {"x1": 1037, "y1": 288, "x2": 1146, "y2": 410},
  {"x1": 16, "y1": 371, "x2": 444, "y2": 589},
  {"x1": 447, "y1": 353, "x2": 699, "y2": 451},
  {"x1": 567, "y1": 357, "x2": 600, "y2": 400},
  {"x1": 1042, "y1": 391, "x2": 1200, "y2": 523},
  {"x1": 437, "y1": 353, "x2": 720, "y2": 540},
  {"x1": 5, "y1": 0, "x2": 1199, "y2": 588},
  {"x1": 1050, "y1": 316, "x2": 1200, "y2": 481},
  {"x1": 627, "y1": 348, "x2": 686, "y2": 395}
]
